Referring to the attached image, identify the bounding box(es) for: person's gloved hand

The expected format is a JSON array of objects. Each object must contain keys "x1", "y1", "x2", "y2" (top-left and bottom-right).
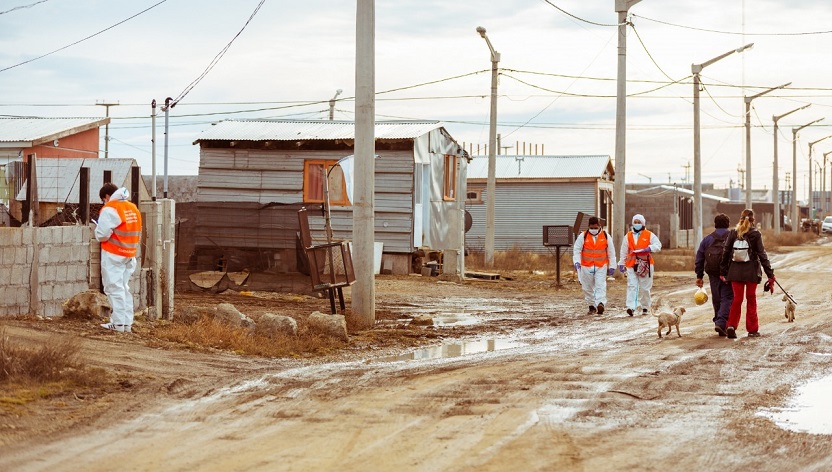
[
  {"x1": 618, "y1": 264, "x2": 626, "y2": 274},
  {"x1": 695, "y1": 278, "x2": 703, "y2": 288},
  {"x1": 574, "y1": 262, "x2": 581, "y2": 272},
  {"x1": 607, "y1": 267, "x2": 615, "y2": 277},
  {"x1": 767, "y1": 277, "x2": 776, "y2": 293}
]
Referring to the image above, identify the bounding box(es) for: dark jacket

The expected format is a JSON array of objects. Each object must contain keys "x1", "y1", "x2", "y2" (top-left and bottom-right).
[
  {"x1": 695, "y1": 227, "x2": 730, "y2": 278},
  {"x1": 719, "y1": 228, "x2": 774, "y2": 283}
]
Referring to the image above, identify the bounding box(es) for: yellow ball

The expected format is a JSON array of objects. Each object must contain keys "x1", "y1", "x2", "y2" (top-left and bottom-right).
[{"x1": 694, "y1": 290, "x2": 708, "y2": 306}]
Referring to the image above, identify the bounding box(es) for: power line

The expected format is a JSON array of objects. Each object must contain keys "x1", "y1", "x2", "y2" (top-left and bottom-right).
[
  {"x1": 0, "y1": 0, "x2": 169, "y2": 74},
  {"x1": 538, "y1": 0, "x2": 623, "y2": 27},
  {"x1": 171, "y1": 0, "x2": 266, "y2": 105},
  {"x1": 630, "y1": 24, "x2": 678, "y2": 83},
  {"x1": 0, "y1": 0, "x2": 50, "y2": 16},
  {"x1": 632, "y1": 13, "x2": 832, "y2": 36}
]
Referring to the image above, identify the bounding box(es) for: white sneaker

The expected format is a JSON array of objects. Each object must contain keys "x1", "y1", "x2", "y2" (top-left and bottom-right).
[{"x1": 100, "y1": 323, "x2": 126, "y2": 332}]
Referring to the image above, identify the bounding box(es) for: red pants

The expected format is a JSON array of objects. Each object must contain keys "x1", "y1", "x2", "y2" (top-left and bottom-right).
[{"x1": 728, "y1": 281, "x2": 758, "y2": 333}]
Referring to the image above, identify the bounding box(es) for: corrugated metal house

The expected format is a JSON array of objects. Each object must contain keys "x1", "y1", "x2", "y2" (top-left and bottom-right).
[
  {"x1": 191, "y1": 119, "x2": 467, "y2": 274},
  {"x1": 466, "y1": 155, "x2": 614, "y2": 254}
]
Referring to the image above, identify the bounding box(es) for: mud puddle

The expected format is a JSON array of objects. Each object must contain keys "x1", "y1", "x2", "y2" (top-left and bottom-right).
[
  {"x1": 377, "y1": 338, "x2": 524, "y2": 362},
  {"x1": 759, "y1": 373, "x2": 832, "y2": 435}
]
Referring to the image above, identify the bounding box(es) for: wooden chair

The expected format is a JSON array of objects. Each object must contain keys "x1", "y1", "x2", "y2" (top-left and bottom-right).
[{"x1": 297, "y1": 208, "x2": 356, "y2": 314}]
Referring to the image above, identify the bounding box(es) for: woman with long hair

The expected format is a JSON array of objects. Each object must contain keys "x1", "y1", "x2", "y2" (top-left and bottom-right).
[{"x1": 719, "y1": 209, "x2": 775, "y2": 338}]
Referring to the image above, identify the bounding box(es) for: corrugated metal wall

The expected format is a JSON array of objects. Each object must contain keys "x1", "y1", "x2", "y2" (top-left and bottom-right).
[
  {"x1": 465, "y1": 181, "x2": 596, "y2": 254},
  {"x1": 195, "y1": 148, "x2": 415, "y2": 254}
]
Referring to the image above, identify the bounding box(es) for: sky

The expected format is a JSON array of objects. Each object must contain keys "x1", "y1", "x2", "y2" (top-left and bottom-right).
[{"x1": 2, "y1": 0, "x2": 832, "y2": 200}]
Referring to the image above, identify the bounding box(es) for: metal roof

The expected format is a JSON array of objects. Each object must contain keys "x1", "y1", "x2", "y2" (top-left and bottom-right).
[
  {"x1": 15, "y1": 158, "x2": 138, "y2": 203},
  {"x1": 0, "y1": 118, "x2": 110, "y2": 147},
  {"x1": 193, "y1": 119, "x2": 444, "y2": 143},
  {"x1": 629, "y1": 184, "x2": 730, "y2": 202},
  {"x1": 467, "y1": 155, "x2": 613, "y2": 179}
]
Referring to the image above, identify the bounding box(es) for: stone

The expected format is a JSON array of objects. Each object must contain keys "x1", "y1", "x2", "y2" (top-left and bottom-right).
[
  {"x1": 214, "y1": 303, "x2": 256, "y2": 333},
  {"x1": 258, "y1": 313, "x2": 298, "y2": 338},
  {"x1": 307, "y1": 311, "x2": 348, "y2": 342},
  {"x1": 410, "y1": 315, "x2": 434, "y2": 326},
  {"x1": 62, "y1": 290, "x2": 111, "y2": 319}
]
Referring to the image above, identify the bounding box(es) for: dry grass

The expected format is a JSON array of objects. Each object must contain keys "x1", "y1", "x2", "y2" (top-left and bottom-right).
[
  {"x1": 761, "y1": 230, "x2": 818, "y2": 250},
  {"x1": 466, "y1": 246, "x2": 566, "y2": 272},
  {"x1": 0, "y1": 327, "x2": 110, "y2": 408},
  {"x1": 151, "y1": 316, "x2": 346, "y2": 358}
]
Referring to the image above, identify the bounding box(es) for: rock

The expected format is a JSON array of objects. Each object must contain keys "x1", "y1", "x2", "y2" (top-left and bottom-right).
[
  {"x1": 62, "y1": 290, "x2": 111, "y2": 319},
  {"x1": 214, "y1": 303, "x2": 256, "y2": 333},
  {"x1": 175, "y1": 306, "x2": 204, "y2": 325},
  {"x1": 410, "y1": 315, "x2": 434, "y2": 326},
  {"x1": 307, "y1": 311, "x2": 348, "y2": 342},
  {"x1": 258, "y1": 313, "x2": 298, "y2": 338}
]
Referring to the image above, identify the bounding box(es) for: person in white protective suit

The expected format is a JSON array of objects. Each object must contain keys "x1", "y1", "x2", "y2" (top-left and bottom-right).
[
  {"x1": 94, "y1": 183, "x2": 142, "y2": 333},
  {"x1": 572, "y1": 216, "x2": 617, "y2": 315},
  {"x1": 618, "y1": 213, "x2": 662, "y2": 316}
]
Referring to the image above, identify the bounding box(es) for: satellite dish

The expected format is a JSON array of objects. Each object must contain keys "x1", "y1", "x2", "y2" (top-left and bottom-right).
[
  {"x1": 53, "y1": 139, "x2": 60, "y2": 147},
  {"x1": 464, "y1": 210, "x2": 473, "y2": 233}
]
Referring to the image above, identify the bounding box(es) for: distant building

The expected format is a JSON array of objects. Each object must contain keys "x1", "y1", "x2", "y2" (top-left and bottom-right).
[{"x1": 466, "y1": 155, "x2": 614, "y2": 254}]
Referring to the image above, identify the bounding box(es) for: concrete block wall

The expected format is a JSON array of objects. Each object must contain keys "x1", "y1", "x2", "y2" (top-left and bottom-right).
[{"x1": 0, "y1": 226, "x2": 145, "y2": 318}]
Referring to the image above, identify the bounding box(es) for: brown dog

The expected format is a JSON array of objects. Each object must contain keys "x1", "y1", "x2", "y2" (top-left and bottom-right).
[
  {"x1": 655, "y1": 306, "x2": 686, "y2": 338},
  {"x1": 783, "y1": 294, "x2": 796, "y2": 323}
]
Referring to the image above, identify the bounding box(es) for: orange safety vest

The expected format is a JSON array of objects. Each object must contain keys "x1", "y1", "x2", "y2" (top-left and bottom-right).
[
  {"x1": 625, "y1": 230, "x2": 654, "y2": 267},
  {"x1": 101, "y1": 200, "x2": 142, "y2": 258},
  {"x1": 580, "y1": 230, "x2": 609, "y2": 267}
]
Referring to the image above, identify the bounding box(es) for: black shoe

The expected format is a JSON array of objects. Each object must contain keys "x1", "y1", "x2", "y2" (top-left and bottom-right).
[
  {"x1": 726, "y1": 327, "x2": 737, "y2": 339},
  {"x1": 587, "y1": 305, "x2": 597, "y2": 315},
  {"x1": 748, "y1": 332, "x2": 761, "y2": 338},
  {"x1": 627, "y1": 308, "x2": 634, "y2": 316},
  {"x1": 642, "y1": 309, "x2": 649, "y2": 315},
  {"x1": 596, "y1": 303, "x2": 605, "y2": 315},
  {"x1": 715, "y1": 326, "x2": 727, "y2": 337}
]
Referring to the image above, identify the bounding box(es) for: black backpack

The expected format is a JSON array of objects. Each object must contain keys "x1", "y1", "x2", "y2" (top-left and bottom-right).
[{"x1": 703, "y1": 232, "x2": 727, "y2": 274}]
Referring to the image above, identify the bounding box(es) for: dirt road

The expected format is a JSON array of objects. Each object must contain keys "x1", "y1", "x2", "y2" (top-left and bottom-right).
[{"x1": 3, "y1": 244, "x2": 832, "y2": 471}]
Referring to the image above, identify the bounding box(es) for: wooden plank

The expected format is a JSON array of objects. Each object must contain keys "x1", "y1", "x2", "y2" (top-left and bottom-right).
[{"x1": 465, "y1": 270, "x2": 501, "y2": 280}]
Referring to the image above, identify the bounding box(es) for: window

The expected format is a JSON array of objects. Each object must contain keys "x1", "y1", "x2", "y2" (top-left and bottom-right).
[
  {"x1": 466, "y1": 188, "x2": 483, "y2": 204},
  {"x1": 304, "y1": 160, "x2": 350, "y2": 206},
  {"x1": 443, "y1": 154, "x2": 457, "y2": 201}
]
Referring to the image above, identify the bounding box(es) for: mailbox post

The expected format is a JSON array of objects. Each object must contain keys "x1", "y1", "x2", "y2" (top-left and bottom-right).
[{"x1": 543, "y1": 225, "x2": 574, "y2": 287}]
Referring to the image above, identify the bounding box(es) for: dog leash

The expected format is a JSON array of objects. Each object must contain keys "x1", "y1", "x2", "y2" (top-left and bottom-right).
[{"x1": 774, "y1": 279, "x2": 797, "y2": 305}]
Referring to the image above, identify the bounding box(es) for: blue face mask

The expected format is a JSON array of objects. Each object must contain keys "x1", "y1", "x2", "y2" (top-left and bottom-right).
[{"x1": 632, "y1": 224, "x2": 643, "y2": 232}]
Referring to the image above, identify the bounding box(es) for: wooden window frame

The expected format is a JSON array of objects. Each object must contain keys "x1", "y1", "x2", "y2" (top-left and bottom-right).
[
  {"x1": 443, "y1": 154, "x2": 457, "y2": 202},
  {"x1": 303, "y1": 160, "x2": 351, "y2": 206}
]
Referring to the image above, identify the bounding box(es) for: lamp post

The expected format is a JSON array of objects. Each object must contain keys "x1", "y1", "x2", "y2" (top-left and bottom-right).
[
  {"x1": 745, "y1": 82, "x2": 791, "y2": 209},
  {"x1": 612, "y1": 0, "x2": 641, "y2": 255},
  {"x1": 792, "y1": 118, "x2": 824, "y2": 231},
  {"x1": 824, "y1": 150, "x2": 832, "y2": 216},
  {"x1": 477, "y1": 26, "x2": 499, "y2": 268},
  {"x1": 808, "y1": 134, "x2": 832, "y2": 220},
  {"x1": 692, "y1": 43, "x2": 753, "y2": 245},
  {"x1": 95, "y1": 100, "x2": 120, "y2": 159},
  {"x1": 328, "y1": 89, "x2": 343, "y2": 120},
  {"x1": 772, "y1": 104, "x2": 810, "y2": 234}
]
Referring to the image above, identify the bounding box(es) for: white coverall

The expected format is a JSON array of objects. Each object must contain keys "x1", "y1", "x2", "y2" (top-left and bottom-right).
[
  {"x1": 618, "y1": 229, "x2": 662, "y2": 312},
  {"x1": 572, "y1": 230, "x2": 617, "y2": 308},
  {"x1": 95, "y1": 187, "x2": 138, "y2": 331}
]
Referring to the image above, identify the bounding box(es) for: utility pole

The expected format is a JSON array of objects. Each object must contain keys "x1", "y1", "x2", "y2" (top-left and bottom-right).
[
  {"x1": 772, "y1": 104, "x2": 810, "y2": 234},
  {"x1": 613, "y1": 0, "x2": 641, "y2": 251},
  {"x1": 96, "y1": 100, "x2": 119, "y2": 159},
  {"x1": 477, "y1": 26, "x2": 500, "y2": 268},
  {"x1": 792, "y1": 119, "x2": 823, "y2": 231},
  {"x1": 744, "y1": 82, "x2": 790, "y2": 208},
  {"x1": 352, "y1": 0, "x2": 376, "y2": 328}
]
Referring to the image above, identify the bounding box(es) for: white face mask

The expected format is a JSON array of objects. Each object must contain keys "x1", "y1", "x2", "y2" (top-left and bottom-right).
[{"x1": 588, "y1": 228, "x2": 600, "y2": 236}]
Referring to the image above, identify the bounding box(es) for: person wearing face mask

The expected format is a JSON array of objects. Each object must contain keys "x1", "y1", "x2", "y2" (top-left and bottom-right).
[
  {"x1": 719, "y1": 208, "x2": 774, "y2": 339},
  {"x1": 618, "y1": 214, "x2": 662, "y2": 316},
  {"x1": 573, "y1": 216, "x2": 617, "y2": 314}
]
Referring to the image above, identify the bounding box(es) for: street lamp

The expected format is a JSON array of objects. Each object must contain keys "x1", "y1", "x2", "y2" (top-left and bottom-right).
[
  {"x1": 328, "y1": 89, "x2": 343, "y2": 120},
  {"x1": 745, "y1": 82, "x2": 791, "y2": 209},
  {"x1": 477, "y1": 26, "x2": 499, "y2": 268},
  {"x1": 824, "y1": 150, "x2": 832, "y2": 215},
  {"x1": 692, "y1": 43, "x2": 753, "y2": 246},
  {"x1": 613, "y1": 0, "x2": 642, "y2": 256},
  {"x1": 772, "y1": 104, "x2": 810, "y2": 234},
  {"x1": 808, "y1": 134, "x2": 832, "y2": 220},
  {"x1": 96, "y1": 100, "x2": 120, "y2": 159},
  {"x1": 791, "y1": 118, "x2": 824, "y2": 231}
]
